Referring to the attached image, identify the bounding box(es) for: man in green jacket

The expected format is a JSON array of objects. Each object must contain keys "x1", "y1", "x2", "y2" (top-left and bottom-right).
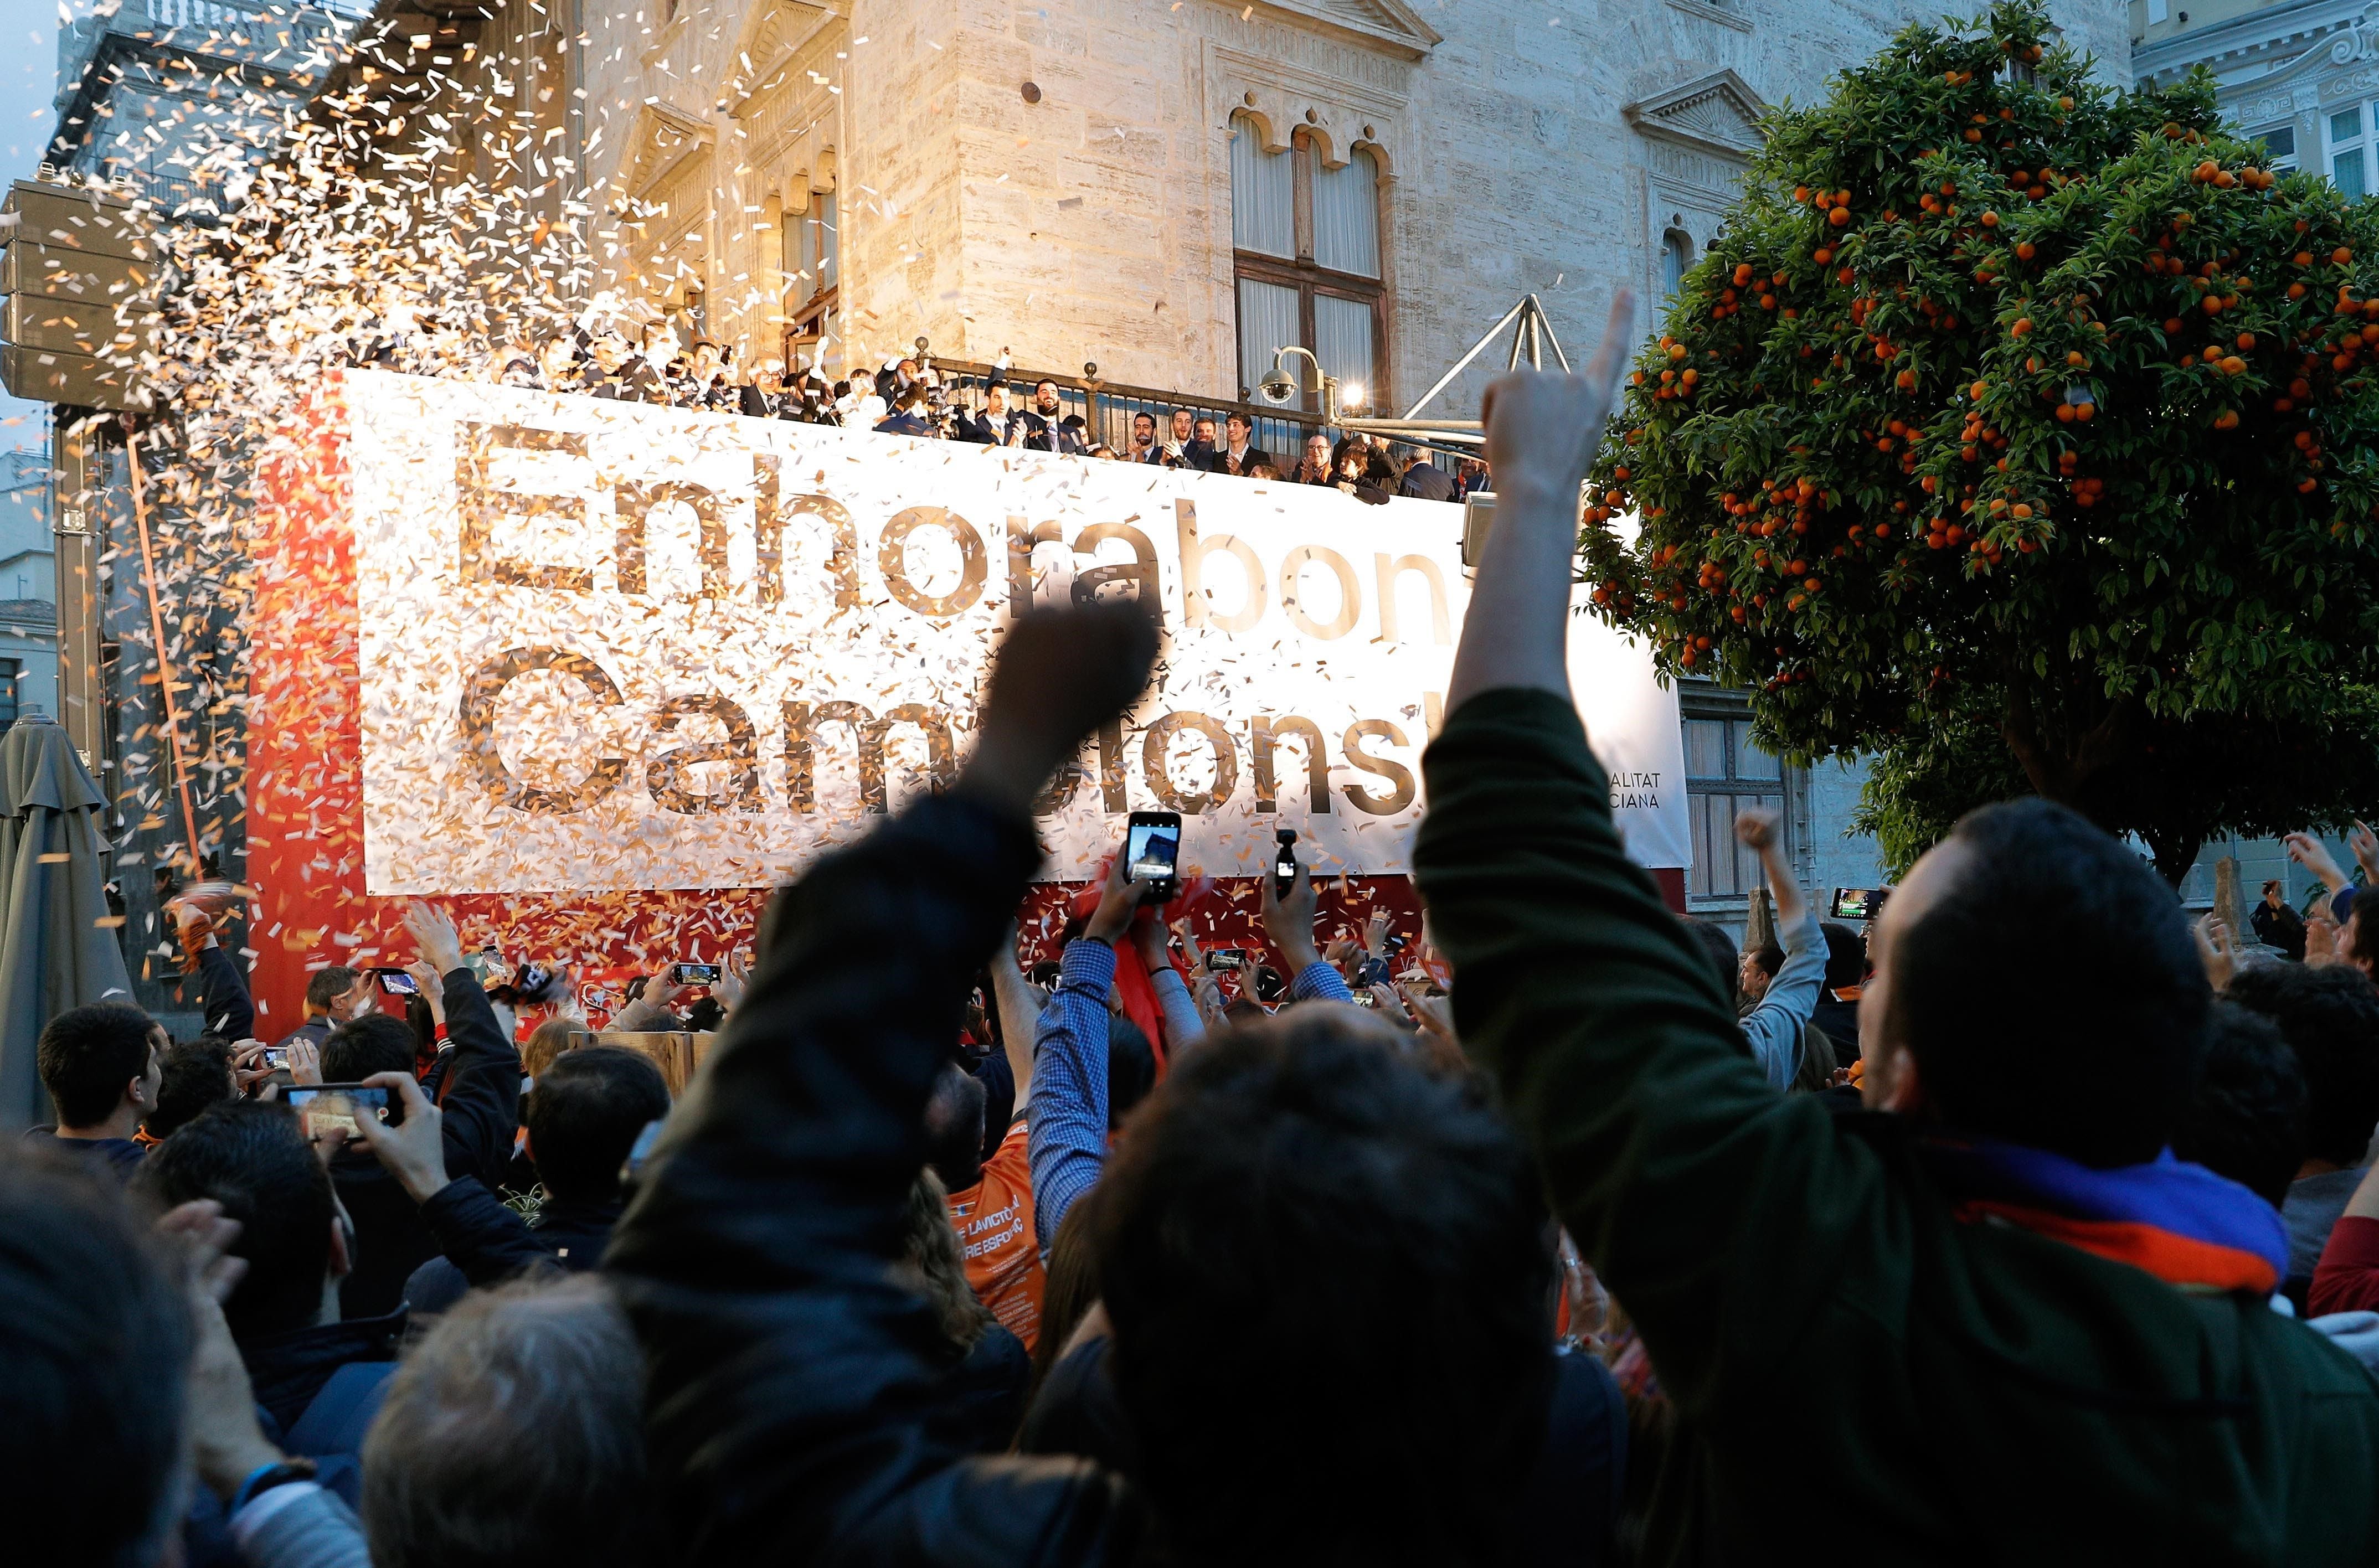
[{"x1": 1414, "y1": 288, "x2": 2379, "y2": 1564}]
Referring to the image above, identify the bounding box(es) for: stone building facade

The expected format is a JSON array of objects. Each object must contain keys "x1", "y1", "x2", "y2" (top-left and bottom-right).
[{"x1": 570, "y1": 0, "x2": 2129, "y2": 924}]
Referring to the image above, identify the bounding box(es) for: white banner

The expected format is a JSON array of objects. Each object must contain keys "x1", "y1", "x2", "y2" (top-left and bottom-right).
[{"x1": 343, "y1": 371, "x2": 1688, "y2": 893}]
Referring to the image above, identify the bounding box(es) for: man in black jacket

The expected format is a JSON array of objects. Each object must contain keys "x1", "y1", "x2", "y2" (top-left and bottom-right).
[
  {"x1": 609, "y1": 602, "x2": 1566, "y2": 1568},
  {"x1": 321, "y1": 902, "x2": 521, "y2": 1317},
  {"x1": 375, "y1": 1047, "x2": 670, "y2": 1313}
]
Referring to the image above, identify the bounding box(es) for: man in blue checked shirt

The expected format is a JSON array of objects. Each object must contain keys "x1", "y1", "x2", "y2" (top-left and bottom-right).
[
  {"x1": 1732, "y1": 805, "x2": 1827, "y2": 1093},
  {"x1": 1029, "y1": 838, "x2": 1355, "y2": 1250}
]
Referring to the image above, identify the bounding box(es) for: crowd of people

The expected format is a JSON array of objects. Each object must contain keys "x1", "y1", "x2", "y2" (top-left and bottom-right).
[
  {"x1": 18, "y1": 288, "x2": 2379, "y2": 1565},
  {"x1": 353, "y1": 318, "x2": 1485, "y2": 503}
]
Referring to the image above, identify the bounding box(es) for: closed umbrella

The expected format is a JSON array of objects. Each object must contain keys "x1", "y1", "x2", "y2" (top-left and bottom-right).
[{"x1": 0, "y1": 713, "x2": 133, "y2": 1131}]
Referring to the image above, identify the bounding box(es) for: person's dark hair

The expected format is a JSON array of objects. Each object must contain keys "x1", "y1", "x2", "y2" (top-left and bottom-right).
[
  {"x1": 526, "y1": 1048, "x2": 671, "y2": 1204},
  {"x1": 1107, "y1": 1013, "x2": 1157, "y2": 1130},
  {"x1": 362, "y1": 1275, "x2": 657, "y2": 1568},
  {"x1": 405, "y1": 992, "x2": 437, "y2": 1055},
  {"x1": 2349, "y1": 906, "x2": 2379, "y2": 976},
  {"x1": 324, "y1": 1012, "x2": 420, "y2": 1084},
  {"x1": 306, "y1": 964, "x2": 362, "y2": 1016},
  {"x1": 1678, "y1": 917, "x2": 1738, "y2": 1002},
  {"x1": 0, "y1": 1145, "x2": 193, "y2": 1568},
  {"x1": 923, "y1": 1061, "x2": 988, "y2": 1193},
  {"x1": 143, "y1": 1101, "x2": 336, "y2": 1339},
  {"x1": 1034, "y1": 377, "x2": 1059, "y2": 396},
  {"x1": 1894, "y1": 800, "x2": 2210, "y2": 1168},
  {"x1": 2171, "y1": 1002, "x2": 2308, "y2": 1209},
  {"x1": 147, "y1": 1034, "x2": 234, "y2": 1140},
  {"x1": 1094, "y1": 1008, "x2": 1551, "y2": 1567},
  {"x1": 1819, "y1": 923, "x2": 1867, "y2": 992},
  {"x1": 1221, "y1": 996, "x2": 1271, "y2": 1028},
  {"x1": 37, "y1": 1002, "x2": 156, "y2": 1129},
  {"x1": 685, "y1": 996, "x2": 727, "y2": 1034},
  {"x1": 1027, "y1": 1181, "x2": 1108, "y2": 1406},
  {"x1": 2223, "y1": 962, "x2": 2379, "y2": 1168},
  {"x1": 1750, "y1": 940, "x2": 1786, "y2": 981}
]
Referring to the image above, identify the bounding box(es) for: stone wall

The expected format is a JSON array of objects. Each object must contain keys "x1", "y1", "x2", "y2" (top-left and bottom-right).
[{"x1": 582, "y1": 0, "x2": 2128, "y2": 397}]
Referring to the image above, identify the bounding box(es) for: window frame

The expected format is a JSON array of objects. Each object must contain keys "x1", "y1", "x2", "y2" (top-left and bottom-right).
[
  {"x1": 2325, "y1": 102, "x2": 2372, "y2": 199},
  {"x1": 1677, "y1": 688, "x2": 1804, "y2": 911},
  {"x1": 781, "y1": 190, "x2": 840, "y2": 374},
  {"x1": 1228, "y1": 121, "x2": 1387, "y2": 411}
]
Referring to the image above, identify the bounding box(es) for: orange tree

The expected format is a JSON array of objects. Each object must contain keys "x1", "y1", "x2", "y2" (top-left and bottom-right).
[{"x1": 1580, "y1": 0, "x2": 2379, "y2": 880}]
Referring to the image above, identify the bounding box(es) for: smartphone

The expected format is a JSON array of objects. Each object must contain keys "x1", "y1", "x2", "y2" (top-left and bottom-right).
[
  {"x1": 1125, "y1": 811, "x2": 1182, "y2": 901},
  {"x1": 373, "y1": 968, "x2": 420, "y2": 997},
  {"x1": 670, "y1": 962, "x2": 722, "y2": 986},
  {"x1": 1273, "y1": 828, "x2": 1299, "y2": 900},
  {"x1": 262, "y1": 1046, "x2": 289, "y2": 1070},
  {"x1": 1206, "y1": 946, "x2": 1247, "y2": 972},
  {"x1": 1831, "y1": 888, "x2": 1891, "y2": 921},
  {"x1": 285, "y1": 1083, "x2": 397, "y2": 1142}
]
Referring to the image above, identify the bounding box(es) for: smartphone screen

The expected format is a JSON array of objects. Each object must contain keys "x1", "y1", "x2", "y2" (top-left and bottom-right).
[
  {"x1": 374, "y1": 968, "x2": 420, "y2": 997},
  {"x1": 1125, "y1": 812, "x2": 1182, "y2": 886},
  {"x1": 1207, "y1": 947, "x2": 1247, "y2": 972},
  {"x1": 285, "y1": 1084, "x2": 393, "y2": 1142},
  {"x1": 1831, "y1": 888, "x2": 1890, "y2": 921},
  {"x1": 671, "y1": 962, "x2": 722, "y2": 986}
]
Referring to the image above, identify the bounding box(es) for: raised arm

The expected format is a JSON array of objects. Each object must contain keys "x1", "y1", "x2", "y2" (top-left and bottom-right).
[
  {"x1": 606, "y1": 604, "x2": 1157, "y2": 1564},
  {"x1": 1029, "y1": 851, "x2": 1139, "y2": 1249},
  {"x1": 987, "y1": 923, "x2": 1040, "y2": 1110},
  {"x1": 1260, "y1": 855, "x2": 1354, "y2": 1005},
  {"x1": 1413, "y1": 314, "x2": 1883, "y2": 1415},
  {"x1": 1734, "y1": 806, "x2": 1825, "y2": 1091},
  {"x1": 404, "y1": 902, "x2": 521, "y2": 1188}
]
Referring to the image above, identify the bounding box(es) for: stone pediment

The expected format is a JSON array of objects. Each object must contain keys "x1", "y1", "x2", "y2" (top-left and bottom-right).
[
  {"x1": 1624, "y1": 70, "x2": 1769, "y2": 162},
  {"x1": 620, "y1": 102, "x2": 713, "y2": 203},
  {"x1": 1250, "y1": 0, "x2": 1441, "y2": 60}
]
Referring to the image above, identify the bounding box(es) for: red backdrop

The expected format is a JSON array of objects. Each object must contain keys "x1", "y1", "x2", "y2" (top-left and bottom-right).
[{"x1": 239, "y1": 380, "x2": 1683, "y2": 1029}]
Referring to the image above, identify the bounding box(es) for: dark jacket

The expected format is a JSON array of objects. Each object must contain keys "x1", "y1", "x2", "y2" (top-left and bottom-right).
[
  {"x1": 2253, "y1": 900, "x2": 2308, "y2": 961},
  {"x1": 608, "y1": 795, "x2": 1142, "y2": 1563},
  {"x1": 930, "y1": 1322, "x2": 1032, "y2": 1456},
  {"x1": 1399, "y1": 461, "x2": 1456, "y2": 502},
  {"x1": 332, "y1": 968, "x2": 520, "y2": 1318},
  {"x1": 239, "y1": 1309, "x2": 404, "y2": 1440},
  {"x1": 270, "y1": 1015, "x2": 334, "y2": 1055},
  {"x1": 1013, "y1": 410, "x2": 1088, "y2": 456},
  {"x1": 1808, "y1": 994, "x2": 1862, "y2": 1063},
  {"x1": 1413, "y1": 688, "x2": 2379, "y2": 1566},
  {"x1": 875, "y1": 411, "x2": 935, "y2": 439},
  {"x1": 1213, "y1": 443, "x2": 1273, "y2": 477},
  {"x1": 26, "y1": 1126, "x2": 146, "y2": 1177},
  {"x1": 400, "y1": 1177, "x2": 622, "y2": 1315},
  {"x1": 1018, "y1": 1334, "x2": 1623, "y2": 1567},
  {"x1": 193, "y1": 942, "x2": 255, "y2": 1040}
]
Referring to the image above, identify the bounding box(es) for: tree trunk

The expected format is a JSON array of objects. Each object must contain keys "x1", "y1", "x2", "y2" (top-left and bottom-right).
[{"x1": 2000, "y1": 691, "x2": 2200, "y2": 885}]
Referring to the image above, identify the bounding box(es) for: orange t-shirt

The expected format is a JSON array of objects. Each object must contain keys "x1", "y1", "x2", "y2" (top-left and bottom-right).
[{"x1": 945, "y1": 1118, "x2": 1044, "y2": 1352}]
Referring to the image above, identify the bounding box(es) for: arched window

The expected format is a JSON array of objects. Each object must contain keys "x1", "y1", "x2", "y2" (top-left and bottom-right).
[
  {"x1": 1662, "y1": 229, "x2": 1693, "y2": 298},
  {"x1": 1229, "y1": 114, "x2": 1387, "y2": 412}
]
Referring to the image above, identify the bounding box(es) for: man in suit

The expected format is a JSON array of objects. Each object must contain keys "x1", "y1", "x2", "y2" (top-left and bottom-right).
[
  {"x1": 956, "y1": 381, "x2": 1014, "y2": 445},
  {"x1": 1216, "y1": 414, "x2": 1273, "y2": 478},
  {"x1": 1187, "y1": 414, "x2": 1223, "y2": 471},
  {"x1": 1012, "y1": 379, "x2": 1087, "y2": 455},
  {"x1": 1398, "y1": 445, "x2": 1457, "y2": 502},
  {"x1": 874, "y1": 386, "x2": 936, "y2": 439}
]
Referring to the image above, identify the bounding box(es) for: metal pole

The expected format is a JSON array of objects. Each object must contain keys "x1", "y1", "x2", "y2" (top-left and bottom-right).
[{"x1": 50, "y1": 414, "x2": 105, "y2": 776}]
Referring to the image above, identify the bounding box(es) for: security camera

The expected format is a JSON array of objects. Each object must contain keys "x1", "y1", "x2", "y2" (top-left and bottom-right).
[{"x1": 1258, "y1": 368, "x2": 1298, "y2": 405}]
